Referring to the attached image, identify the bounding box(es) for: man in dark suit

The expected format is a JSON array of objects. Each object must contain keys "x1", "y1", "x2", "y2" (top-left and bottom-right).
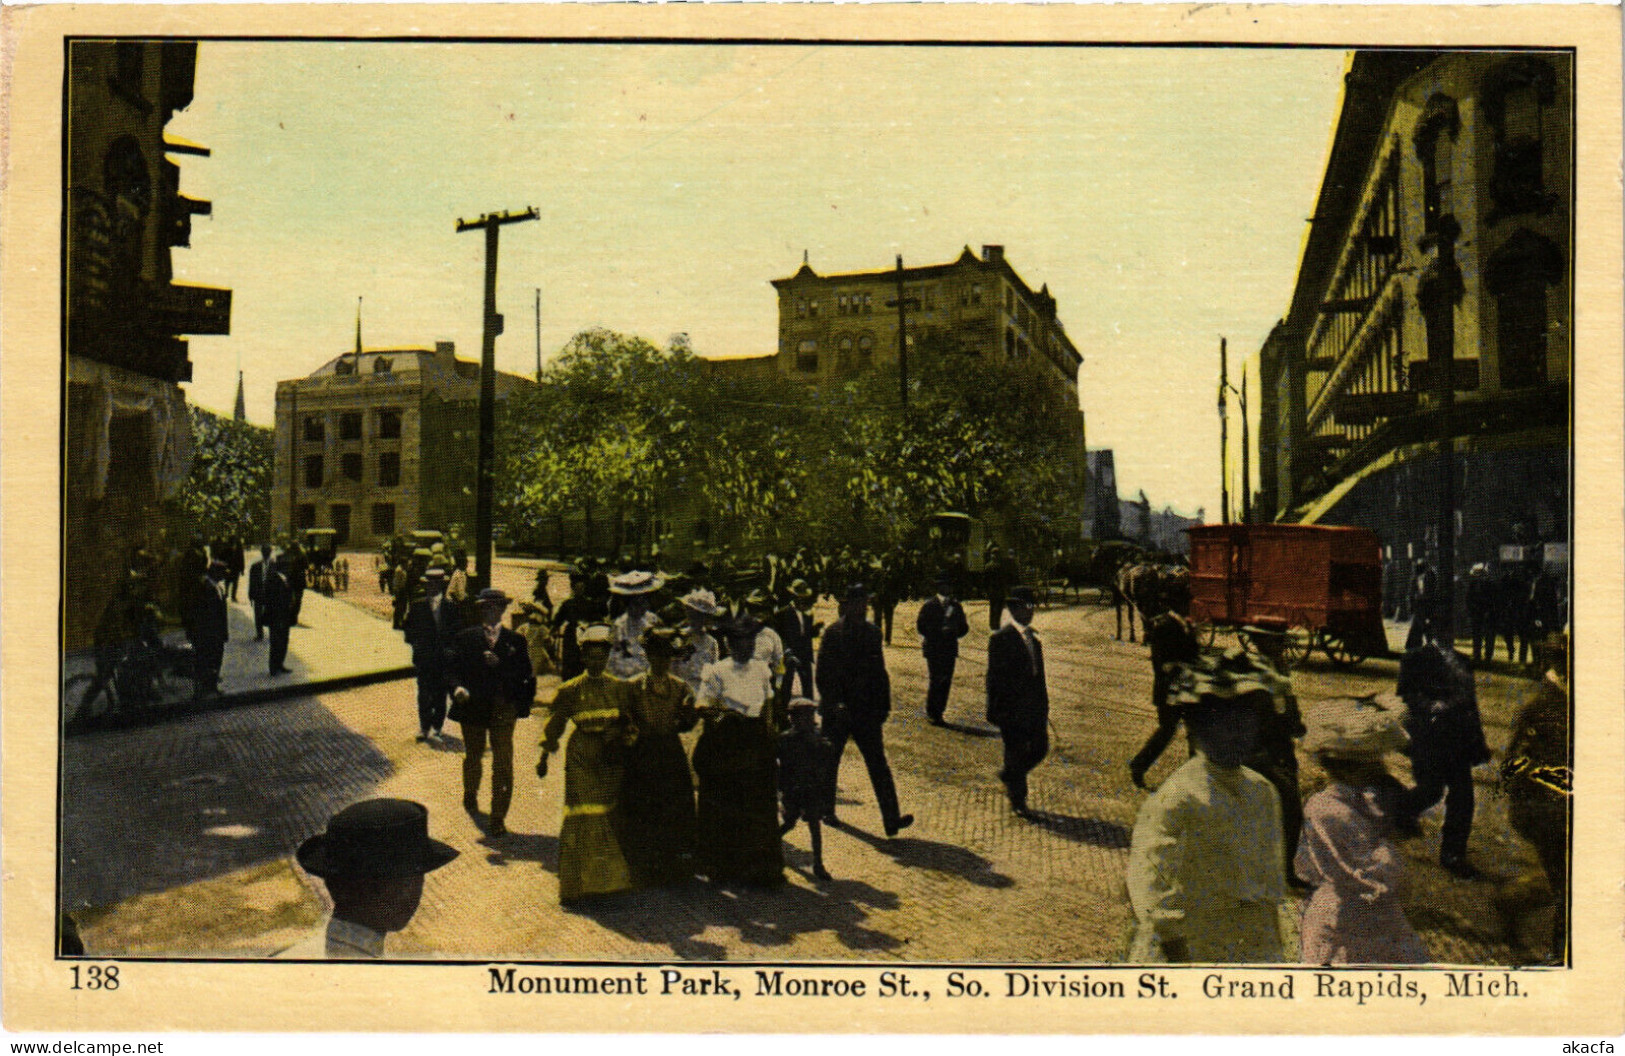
[
  {"x1": 986, "y1": 585, "x2": 1048, "y2": 817},
  {"x1": 403, "y1": 567, "x2": 461, "y2": 745},
  {"x1": 247, "y1": 544, "x2": 273, "y2": 641},
  {"x1": 264, "y1": 555, "x2": 294, "y2": 675},
  {"x1": 815, "y1": 584, "x2": 913, "y2": 838},
  {"x1": 917, "y1": 573, "x2": 970, "y2": 726},
  {"x1": 185, "y1": 560, "x2": 230, "y2": 699},
  {"x1": 448, "y1": 588, "x2": 536, "y2": 838},
  {"x1": 775, "y1": 579, "x2": 821, "y2": 701}
]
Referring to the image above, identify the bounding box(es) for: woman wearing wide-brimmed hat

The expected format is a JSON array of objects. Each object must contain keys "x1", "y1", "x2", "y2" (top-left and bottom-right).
[
  {"x1": 673, "y1": 588, "x2": 721, "y2": 695},
  {"x1": 539, "y1": 623, "x2": 637, "y2": 903},
  {"x1": 692, "y1": 613, "x2": 784, "y2": 887},
  {"x1": 1126, "y1": 658, "x2": 1288, "y2": 963},
  {"x1": 607, "y1": 570, "x2": 666, "y2": 680},
  {"x1": 622, "y1": 625, "x2": 700, "y2": 886},
  {"x1": 1295, "y1": 695, "x2": 1430, "y2": 965}
]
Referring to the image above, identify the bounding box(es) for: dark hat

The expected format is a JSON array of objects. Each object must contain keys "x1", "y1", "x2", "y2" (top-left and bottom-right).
[
  {"x1": 207, "y1": 559, "x2": 229, "y2": 575},
  {"x1": 295, "y1": 798, "x2": 458, "y2": 881},
  {"x1": 844, "y1": 583, "x2": 869, "y2": 602},
  {"x1": 642, "y1": 625, "x2": 685, "y2": 656},
  {"x1": 1008, "y1": 585, "x2": 1038, "y2": 605},
  {"x1": 743, "y1": 588, "x2": 772, "y2": 610},
  {"x1": 934, "y1": 572, "x2": 954, "y2": 587},
  {"x1": 723, "y1": 612, "x2": 762, "y2": 639},
  {"x1": 423, "y1": 567, "x2": 448, "y2": 581},
  {"x1": 476, "y1": 587, "x2": 511, "y2": 605}
]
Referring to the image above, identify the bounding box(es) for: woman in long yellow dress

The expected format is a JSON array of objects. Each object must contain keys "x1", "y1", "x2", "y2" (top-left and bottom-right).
[{"x1": 539, "y1": 624, "x2": 638, "y2": 903}]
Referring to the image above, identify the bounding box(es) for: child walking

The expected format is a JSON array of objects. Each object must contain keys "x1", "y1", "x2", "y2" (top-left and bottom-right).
[{"x1": 778, "y1": 697, "x2": 835, "y2": 882}]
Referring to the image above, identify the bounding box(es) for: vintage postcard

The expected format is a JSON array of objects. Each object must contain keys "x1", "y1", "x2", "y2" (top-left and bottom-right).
[{"x1": 3, "y1": 1, "x2": 1621, "y2": 1038}]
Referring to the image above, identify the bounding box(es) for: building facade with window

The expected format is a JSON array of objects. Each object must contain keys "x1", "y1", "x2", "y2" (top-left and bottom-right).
[
  {"x1": 63, "y1": 40, "x2": 232, "y2": 648},
  {"x1": 271, "y1": 343, "x2": 533, "y2": 549},
  {"x1": 1258, "y1": 50, "x2": 1571, "y2": 613},
  {"x1": 763, "y1": 245, "x2": 1089, "y2": 533}
]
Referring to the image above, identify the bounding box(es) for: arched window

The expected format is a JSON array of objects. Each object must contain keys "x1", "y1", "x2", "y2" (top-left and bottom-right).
[
  {"x1": 372, "y1": 357, "x2": 392, "y2": 374},
  {"x1": 1485, "y1": 58, "x2": 1559, "y2": 217},
  {"x1": 1413, "y1": 94, "x2": 1460, "y2": 237},
  {"x1": 1486, "y1": 230, "x2": 1564, "y2": 390},
  {"x1": 796, "y1": 338, "x2": 818, "y2": 374},
  {"x1": 838, "y1": 335, "x2": 854, "y2": 370},
  {"x1": 857, "y1": 334, "x2": 874, "y2": 366}
]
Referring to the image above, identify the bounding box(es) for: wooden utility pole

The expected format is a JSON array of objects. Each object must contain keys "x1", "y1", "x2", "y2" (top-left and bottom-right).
[
  {"x1": 1241, "y1": 368, "x2": 1251, "y2": 524},
  {"x1": 887, "y1": 254, "x2": 919, "y2": 409},
  {"x1": 455, "y1": 206, "x2": 538, "y2": 593},
  {"x1": 534, "y1": 288, "x2": 542, "y2": 382},
  {"x1": 1219, "y1": 337, "x2": 1230, "y2": 524}
]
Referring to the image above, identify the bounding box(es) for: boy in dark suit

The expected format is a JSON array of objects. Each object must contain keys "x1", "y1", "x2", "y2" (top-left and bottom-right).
[
  {"x1": 778, "y1": 697, "x2": 835, "y2": 881},
  {"x1": 403, "y1": 567, "x2": 461, "y2": 744},
  {"x1": 986, "y1": 585, "x2": 1048, "y2": 817}
]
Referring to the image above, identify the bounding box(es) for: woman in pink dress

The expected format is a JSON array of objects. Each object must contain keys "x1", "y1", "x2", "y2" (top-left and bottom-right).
[{"x1": 1296, "y1": 696, "x2": 1431, "y2": 966}]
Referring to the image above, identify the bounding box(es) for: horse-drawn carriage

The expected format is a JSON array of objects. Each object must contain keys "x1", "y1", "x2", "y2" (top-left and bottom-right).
[
  {"x1": 1186, "y1": 523, "x2": 1391, "y2": 669},
  {"x1": 301, "y1": 528, "x2": 349, "y2": 594}
]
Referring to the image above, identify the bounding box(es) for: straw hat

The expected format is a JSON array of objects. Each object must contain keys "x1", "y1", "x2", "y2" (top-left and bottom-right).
[
  {"x1": 1304, "y1": 695, "x2": 1410, "y2": 759},
  {"x1": 609, "y1": 570, "x2": 666, "y2": 596}
]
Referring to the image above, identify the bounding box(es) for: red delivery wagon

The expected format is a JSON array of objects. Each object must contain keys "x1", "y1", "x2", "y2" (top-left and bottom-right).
[{"x1": 1185, "y1": 524, "x2": 1392, "y2": 669}]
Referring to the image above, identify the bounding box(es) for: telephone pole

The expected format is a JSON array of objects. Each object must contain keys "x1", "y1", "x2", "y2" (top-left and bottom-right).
[
  {"x1": 1219, "y1": 337, "x2": 1230, "y2": 524},
  {"x1": 455, "y1": 205, "x2": 538, "y2": 593},
  {"x1": 1240, "y1": 368, "x2": 1251, "y2": 524},
  {"x1": 534, "y1": 288, "x2": 542, "y2": 382},
  {"x1": 887, "y1": 254, "x2": 919, "y2": 409}
]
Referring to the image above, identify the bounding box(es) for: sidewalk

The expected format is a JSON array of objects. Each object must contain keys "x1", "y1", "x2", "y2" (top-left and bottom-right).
[{"x1": 63, "y1": 588, "x2": 414, "y2": 734}]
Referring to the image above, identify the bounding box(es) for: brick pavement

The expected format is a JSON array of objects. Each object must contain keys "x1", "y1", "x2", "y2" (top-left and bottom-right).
[{"x1": 68, "y1": 580, "x2": 1555, "y2": 965}]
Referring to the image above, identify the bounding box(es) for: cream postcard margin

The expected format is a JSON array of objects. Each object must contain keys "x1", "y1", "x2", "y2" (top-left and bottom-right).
[{"x1": 2, "y1": 2, "x2": 1621, "y2": 1035}]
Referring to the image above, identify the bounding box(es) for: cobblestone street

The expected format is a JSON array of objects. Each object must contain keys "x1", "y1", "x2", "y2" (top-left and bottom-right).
[{"x1": 66, "y1": 565, "x2": 1554, "y2": 965}]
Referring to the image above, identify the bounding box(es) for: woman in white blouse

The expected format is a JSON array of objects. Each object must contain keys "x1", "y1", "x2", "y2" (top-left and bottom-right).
[{"x1": 692, "y1": 614, "x2": 784, "y2": 887}]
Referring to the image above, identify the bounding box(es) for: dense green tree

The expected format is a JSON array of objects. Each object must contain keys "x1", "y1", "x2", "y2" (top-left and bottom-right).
[{"x1": 168, "y1": 404, "x2": 275, "y2": 543}]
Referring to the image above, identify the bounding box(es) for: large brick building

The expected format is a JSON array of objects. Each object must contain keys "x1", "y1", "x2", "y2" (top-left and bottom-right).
[
  {"x1": 272, "y1": 344, "x2": 532, "y2": 549},
  {"x1": 1257, "y1": 50, "x2": 1571, "y2": 616},
  {"x1": 63, "y1": 40, "x2": 232, "y2": 648},
  {"x1": 760, "y1": 246, "x2": 1089, "y2": 534}
]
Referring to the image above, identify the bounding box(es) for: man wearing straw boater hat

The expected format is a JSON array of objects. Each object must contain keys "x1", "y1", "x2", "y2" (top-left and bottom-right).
[
  {"x1": 449, "y1": 587, "x2": 536, "y2": 838},
  {"x1": 283, "y1": 798, "x2": 457, "y2": 959}
]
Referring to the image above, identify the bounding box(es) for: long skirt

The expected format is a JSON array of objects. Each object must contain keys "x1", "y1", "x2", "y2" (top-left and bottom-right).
[
  {"x1": 621, "y1": 731, "x2": 697, "y2": 886},
  {"x1": 558, "y1": 727, "x2": 633, "y2": 903},
  {"x1": 693, "y1": 716, "x2": 784, "y2": 886},
  {"x1": 1300, "y1": 888, "x2": 1430, "y2": 965}
]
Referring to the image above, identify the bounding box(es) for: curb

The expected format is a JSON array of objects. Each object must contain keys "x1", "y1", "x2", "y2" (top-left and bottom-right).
[{"x1": 64, "y1": 666, "x2": 416, "y2": 737}]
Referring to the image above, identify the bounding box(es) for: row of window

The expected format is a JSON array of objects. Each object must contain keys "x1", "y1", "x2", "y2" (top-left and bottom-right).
[
  {"x1": 795, "y1": 282, "x2": 992, "y2": 320},
  {"x1": 794, "y1": 333, "x2": 877, "y2": 374},
  {"x1": 303, "y1": 452, "x2": 400, "y2": 489},
  {"x1": 302, "y1": 409, "x2": 402, "y2": 443},
  {"x1": 294, "y1": 502, "x2": 397, "y2": 542}
]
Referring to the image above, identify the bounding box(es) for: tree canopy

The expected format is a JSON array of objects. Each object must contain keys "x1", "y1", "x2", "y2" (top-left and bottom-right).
[{"x1": 169, "y1": 404, "x2": 275, "y2": 543}]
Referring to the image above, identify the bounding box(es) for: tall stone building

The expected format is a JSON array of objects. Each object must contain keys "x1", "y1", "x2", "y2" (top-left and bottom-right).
[
  {"x1": 763, "y1": 246, "x2": 1089, "y2": 534},
  {"x1": 1257, "y1": 50, "x2": 1571, "y2": 612},
  {"x1": 63, "y1": 40, "x2": 232, "y2": 648},
  {"x1": 272, "y1": 343, "x2": 532, "y2": 549}
]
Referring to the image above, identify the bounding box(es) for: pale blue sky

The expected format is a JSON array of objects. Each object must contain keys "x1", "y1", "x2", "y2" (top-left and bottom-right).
[{"x1": 169, "y1": 43, "x2": 1349, "y2": 517}]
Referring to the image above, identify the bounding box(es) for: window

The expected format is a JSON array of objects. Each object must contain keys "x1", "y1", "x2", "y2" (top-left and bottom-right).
[
  {"x1": 796, "y1": 298, "x2": 808, "y2": 319},
  {"x1": 839, "y1": 294, "x2": 849, "y2": 314},
  {"x1": 863, "y1": 293, "x2": 873, "y2": 314},
  {"x1": 838, "y1": 336, "x2": 854, "y2": 370},
  {"x1": 303, "y1": 416, "x2": 325, "y2": 442},
  {"x1": 1487, "y1": 230, "x2": 1563, "y2": 390},
  {"x1": 1414, "y1": 94, "x2": 1460, "y2": 236},
  {"x1": 339, "y1": 412, "x2": 362, "y2": 441},
  {"x1": 334, "y1": 358, "x2": 357, "y2": 376},
  {"x1": 372, "y1": 503, "x2": 396, "y2": 536},
  {"x1": 857, "y1": 334, "x2": 874, "y2": 365},
  {"x1": 1486, "y1": 59, "x2": 1557, "y2": 216},
  {"x1": 330, "y1": 504, "x2": 351, "y2": 546},
  {"x1": 1005, "y1": 328, "x2": 1018, "y2": 358},
  {"x1": 809, "y1": 300, "x2": 819, "y2": 318},
  {"x1": 341, "y1": 452, "x2": 363, "y2": 482},
  {"x1": 303, "y1": 455, "x2": 323, "y2": 488},
  {"x1": 971, "y1": 284, "x2": 984, "y2": 306},
  {"x1": 378, "y1": 452, "x2": 401, "y2": 487},
  {"x1": 372, "y1": 357, "x2": 392, "y2": 374},
  {"x1": 296, "y1": 503, "x2": 317, "y2": 530},
  {"x1": 377, "y1": 408, "x2": 402, "y2": 439},
  {"x1": 796, "y1": 339, "x2": 818, "y2": 374}
]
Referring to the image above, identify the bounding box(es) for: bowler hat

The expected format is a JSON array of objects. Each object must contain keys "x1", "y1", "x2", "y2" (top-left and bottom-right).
[
  {"x1": 642, "y1": 625, "x2": 685, "y2": 656},
  {"x1": 1008, "y1": 585, "x2": 1037, "y2": 605},
  {"x1": 295, "y1": 799, "x2": 458, "y2": 881},
  {"x1": 844, "y1": 583, "x2": 869, "y2": 602},
  {"x1": 723, "y1": 613, "x2": 762, "y2": 638},
  {"x1": 476, "y1": 587, "x2": 511, "y2": 605}
]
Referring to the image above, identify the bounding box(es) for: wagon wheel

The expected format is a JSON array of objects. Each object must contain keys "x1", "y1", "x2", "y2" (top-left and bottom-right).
[
  {"x1": 1320, "y1": 633, "x2": 1367, "y2": 669},
  {"x1": 1279, "y1": 627, "x2": 1313, "y2": 668}
]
